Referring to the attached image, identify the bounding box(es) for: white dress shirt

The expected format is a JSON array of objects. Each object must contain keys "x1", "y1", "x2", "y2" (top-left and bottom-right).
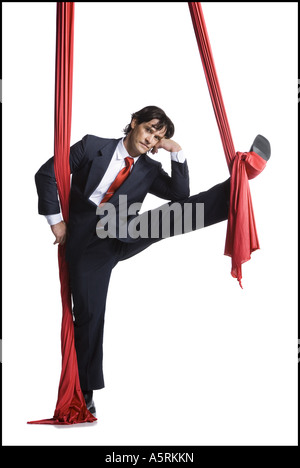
[{"x1": 46, "y1": 138, "x2": 185, "y2": 225}]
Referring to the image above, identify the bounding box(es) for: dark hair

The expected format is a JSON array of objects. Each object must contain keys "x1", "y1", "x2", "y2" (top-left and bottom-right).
[{"x1": 123, "y1": 106, "x2": 175, "y2": 139}]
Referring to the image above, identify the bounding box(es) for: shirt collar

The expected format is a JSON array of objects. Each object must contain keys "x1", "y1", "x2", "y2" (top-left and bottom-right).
[{"x1": 116, "y1": 138, "x2": 140, "y2": 163}]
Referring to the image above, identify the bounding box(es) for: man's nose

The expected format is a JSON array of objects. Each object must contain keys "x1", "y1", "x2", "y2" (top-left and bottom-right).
[{"x1": 145, "y1": 135, "x2": 154, "y2": 145}]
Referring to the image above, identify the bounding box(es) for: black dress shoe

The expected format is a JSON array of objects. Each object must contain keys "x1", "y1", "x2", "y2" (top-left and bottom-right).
[
  {"x1": 250, "y1": 134, "x2": 271, "y2": 161},
  {"x1": 83, "y1": 390, "x2": 96, "y2": 414}
]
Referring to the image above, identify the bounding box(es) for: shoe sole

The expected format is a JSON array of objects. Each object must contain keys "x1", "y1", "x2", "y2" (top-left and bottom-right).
[{"x1": 250, "y1": 134, "x2": 271, "y2": 161}]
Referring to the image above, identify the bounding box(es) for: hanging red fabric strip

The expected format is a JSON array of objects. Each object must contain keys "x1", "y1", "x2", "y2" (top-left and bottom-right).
[
  {"x1": 28, "y1": 2, "x2": 96, "y2": 425},
  {"x1": 188, "y1": 3, "x2": 266, "y2": 287}
]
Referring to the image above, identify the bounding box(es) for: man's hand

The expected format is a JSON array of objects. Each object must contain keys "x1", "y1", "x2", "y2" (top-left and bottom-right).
[
  {"x1": 151, "y1": 138, "x2": 182, "y2": 155},
  {"x1": 51, "y1": 221, "x2": 67, "y2": 245}
]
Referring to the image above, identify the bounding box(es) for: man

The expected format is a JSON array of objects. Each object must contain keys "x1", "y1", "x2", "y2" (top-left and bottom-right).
[{"x1": 35, "y1": 105, "x2": 232, "y2": 414}]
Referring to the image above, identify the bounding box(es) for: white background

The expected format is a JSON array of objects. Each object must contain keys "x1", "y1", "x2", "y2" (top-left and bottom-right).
[{"x1": 2, "y1": 2, "x2": 298, "y2": 446}]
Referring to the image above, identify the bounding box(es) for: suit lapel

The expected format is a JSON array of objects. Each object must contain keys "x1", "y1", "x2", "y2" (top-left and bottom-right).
[{"x1": 84, "y1": 138, "x2": 121, "y2": 198}]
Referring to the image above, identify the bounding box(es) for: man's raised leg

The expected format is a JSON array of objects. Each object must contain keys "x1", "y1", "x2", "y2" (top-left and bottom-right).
[{"x1": 118, "y1": 178, "x2": 230, "y2": 262}]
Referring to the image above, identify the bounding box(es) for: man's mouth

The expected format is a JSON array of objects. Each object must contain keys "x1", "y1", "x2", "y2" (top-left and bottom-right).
[{"x1": 141, "y1": 143, "x2": 149, "y2": 150}]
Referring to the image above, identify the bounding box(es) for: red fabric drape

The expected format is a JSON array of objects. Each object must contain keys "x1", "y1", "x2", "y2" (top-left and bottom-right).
[
  {"x1": 188, "y1": 2, "x2": 266, "y2": 287},
  {"x1": 28, "y1": 2, "x2": 96, "y2": 425}
]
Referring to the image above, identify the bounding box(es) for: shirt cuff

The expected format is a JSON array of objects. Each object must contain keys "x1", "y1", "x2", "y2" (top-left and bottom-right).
[
  {"x1": 170, "y1": 149, "x2": 185, "y2": 163},
  {"x1": 45, "y1": 213, "x2": 63, "y2": 225}
]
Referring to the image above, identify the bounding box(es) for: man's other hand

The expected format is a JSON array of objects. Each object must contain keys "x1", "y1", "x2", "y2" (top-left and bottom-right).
[
  {"x1": 151, "y1": 138, "x2": 182, "y2": 155},
  {"x1": 51, "y1": 221, "x2": 67, "y2": 245}
]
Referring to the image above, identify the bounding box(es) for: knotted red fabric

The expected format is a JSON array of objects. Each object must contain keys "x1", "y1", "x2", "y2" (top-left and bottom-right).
[
  {"x1": 188, "y1": 2, "x2": 267, "y2": 287},
  {"x1": 100, "y1": 157, "x2": 134, "y2": 205},
  {"x1": 28, "y1": 2, "x2": 96, "y2": 425},
  {"x1": 225, "y1": 152, "x2": 266, "y2": 287}
]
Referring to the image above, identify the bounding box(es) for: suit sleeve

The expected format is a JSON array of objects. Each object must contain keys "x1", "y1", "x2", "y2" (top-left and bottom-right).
[
  {"x1": 34, "y1": 135, "x2": 88, "y2": 215},
  {"x1": 149, "y1": 160, "x2": 190, "y2": 201}
]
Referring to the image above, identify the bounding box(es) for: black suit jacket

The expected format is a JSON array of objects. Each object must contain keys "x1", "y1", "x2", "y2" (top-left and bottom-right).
[{"x1": 35, "y1": 135, "x2": 190, "y2": 262}]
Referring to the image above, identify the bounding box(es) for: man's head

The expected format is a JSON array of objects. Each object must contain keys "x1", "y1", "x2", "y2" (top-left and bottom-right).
[{"x1": 123, "y1": 106, "x2": 175, "y2": 158}]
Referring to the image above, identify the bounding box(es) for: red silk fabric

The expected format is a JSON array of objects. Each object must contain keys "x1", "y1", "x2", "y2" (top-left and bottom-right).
[
  {"x1": 188, "y1": 3, "x2": 266, "y2": 287},
  {"x1": 225, "y1": 152, "x2": 266, "y2": 287},
  {"x1": 28, "y1": 3, "x2": 96, "y2": 425}
]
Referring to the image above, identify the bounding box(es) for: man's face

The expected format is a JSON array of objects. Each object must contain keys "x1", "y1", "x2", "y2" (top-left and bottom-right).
[{"x1": 124, "y1": 118, "x2": 166, "y2": 158}]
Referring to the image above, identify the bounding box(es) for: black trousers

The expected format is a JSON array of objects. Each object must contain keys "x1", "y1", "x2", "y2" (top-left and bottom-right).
[{"x1": 68, "y1": 178, "x2": 230, "y2": 391}]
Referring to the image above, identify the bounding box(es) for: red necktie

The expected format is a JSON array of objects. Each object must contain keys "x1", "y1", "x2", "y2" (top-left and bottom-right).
[{"x1": 100, "y1": 156, "x2": 134, "y2": 205}]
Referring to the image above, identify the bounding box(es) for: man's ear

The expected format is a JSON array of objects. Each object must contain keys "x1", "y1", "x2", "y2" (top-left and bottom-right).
[{"x1": 130, "y1": 118, "x2": 137, "y2": 130}]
